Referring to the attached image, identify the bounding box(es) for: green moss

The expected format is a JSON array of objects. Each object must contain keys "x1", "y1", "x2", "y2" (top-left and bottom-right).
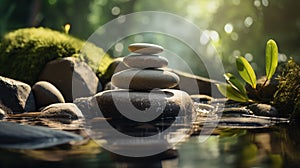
[
  {"x1": 273, "y1": 59, "x2": 300, "y2": 117},
  {"x1": 0, "y1": 27, "x2": 112, "y2": 85}
]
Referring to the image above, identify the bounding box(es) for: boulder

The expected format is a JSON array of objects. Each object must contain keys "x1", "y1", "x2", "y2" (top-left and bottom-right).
[
  {"x1": 0, "y1": 76, "x2": 36, "y2": 114},
  {"x1": 0, "y1": 27, "x2": 112, "y2": 85},
  {"x1": 91, "y1": 89, "x2": 195, "y2": 121},
  {"x1": 32, "y1": 81, "x2": 65, "y2": 109},
  {"x1": 39, "y1": 57, "x2": 101, "y2": 102}
]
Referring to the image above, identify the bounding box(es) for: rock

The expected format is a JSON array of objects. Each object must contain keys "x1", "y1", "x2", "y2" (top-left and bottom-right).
[
  {"x1": 103, "y1": 59, "x2": 224, "y2": 96},
  {"x1": 0, "y1": 108, "x2": 6, "y2": 119},
  {"x1": 123, "y1": 55, "x2": 168, "y2": 69},
  {"x1": 73, "y1": 97, "x2": 95, "y2": 119},
  {"x1": 166, "y1": 68, "x2": 223, "y2": 97},
  {"x1": 190, "y1": 94, "x2": 213, "y2": 103},
  {"x1": 247, "y1": 103, "x2": 278, "y2": 117},
  {"x1": 0, "y1": 121, "x2": 83, "y2": 149},
  {"x1": 32, "y1": 81, "x2": 65, "y2": 109},
  {"x1": 0, "y1": 76, "x2": 36, "y2": 113},
  {"x1": 91, "y1": 89, "x2": 194, "y2": 120},
  {"x1": 104, "y1": 81, "x2": 118, "y2": 90},
  {"x1": 0, "y1": 27, "x2": 111, "y2": 85},
  {"x1": 111, "y1": 69, "x2": 179, "y2": 90},
  {"x1": 39, "y1": 57, "x2": 101, "y2": 102},
  {"x1": 246, "y1": 76, "x2": 279, "y2": 102},
  {"x1": 128, "y1": 43, "x2": 164, "y2": 54},
  {"x1": 39, "y1": 103, "x2": 83, "y2": 120},
  {"x1": 217, "y1": 107, "x2": 252, "y2": 117},
  {"x1": 100, "y1": 57, "x2": 128, "y2": 86}
]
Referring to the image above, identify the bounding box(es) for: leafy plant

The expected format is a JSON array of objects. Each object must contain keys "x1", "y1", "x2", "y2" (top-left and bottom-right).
[{"x1": 217, "y1": 39, "x2": 279, "y2": 102}]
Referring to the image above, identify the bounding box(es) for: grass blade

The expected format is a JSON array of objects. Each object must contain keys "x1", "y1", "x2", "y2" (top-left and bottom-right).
[
  {"x1": 217, "y1": 84, "x2": 249, "y2": 102},
  {"x1": 236, "y1": 56, "x2": 257, "y2": 89},
  {"x1": 224, "y1": 73, "x2": 247, "y2": 95},
  {"x1": 265, "y1": 39, "x2": 278, "y2": 80}
]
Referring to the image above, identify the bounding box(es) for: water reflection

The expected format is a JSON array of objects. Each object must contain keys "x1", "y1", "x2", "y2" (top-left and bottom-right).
[
  {"x1": 178, "y1": 126, "x2": 300, "y2": 168},
  {"x1": 2, "y1": 125, "x2": 300, "y2": 167}
]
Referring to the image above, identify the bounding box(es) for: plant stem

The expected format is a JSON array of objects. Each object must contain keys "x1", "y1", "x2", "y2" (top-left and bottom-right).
[{"x1": 257, "y1": 78, "x2": 269, "y2": 93}]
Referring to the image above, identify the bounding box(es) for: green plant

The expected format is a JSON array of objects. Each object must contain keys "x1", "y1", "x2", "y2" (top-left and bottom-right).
[
  {"x1": 273, "y1": 59, "x2": 300, "y2": 116},
  {"x1": 217, "y1": 39, "x2": 279, "y2": 102}
]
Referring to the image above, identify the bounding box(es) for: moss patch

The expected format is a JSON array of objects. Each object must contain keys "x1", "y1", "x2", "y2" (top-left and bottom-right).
[
  {"x1": 273, "y1": 59, "x2": 300, "y2": 117},
  {"x1": 0, "y1": 27, "x2": 112, "y2": 85}
]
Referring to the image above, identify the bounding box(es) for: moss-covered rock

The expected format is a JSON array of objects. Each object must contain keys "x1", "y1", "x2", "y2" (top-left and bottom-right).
[
  {"x1": 0, "y1": 27, "x2": 112, "y2": 85},
  {"x1": 273, "y1": 59, "x2": 300, "y2": 118}
]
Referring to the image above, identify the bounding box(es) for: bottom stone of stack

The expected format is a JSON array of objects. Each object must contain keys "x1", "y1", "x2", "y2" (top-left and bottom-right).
[
  {"x1": 92, "y1": 89, "x2": 194, "y2": 120},
  {"x1": 90, "y1": 89, "x2": 195, "y2": 136}
]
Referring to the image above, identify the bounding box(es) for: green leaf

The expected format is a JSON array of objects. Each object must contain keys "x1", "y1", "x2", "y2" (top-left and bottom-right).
[
  {"x1": 236, "y1": 56, "x2": 257, "y2": 89},
  {"x1": 265, "y1": 39, "x2": 278, "y2": 80},
  {"x1": 224, "y1": 73, "x2": 247, "y2": 95},
  {"x1": 217, "y1": 84, "x2": 249, "y2": 102}
]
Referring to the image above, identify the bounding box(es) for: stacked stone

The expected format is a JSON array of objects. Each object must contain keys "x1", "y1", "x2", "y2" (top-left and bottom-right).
[
  {"x1": 94, "y1": 43, "x2": 194, "y2": 126},
  {"x1": 112, "y1": 43, "x2": 179, "y2": 90}
]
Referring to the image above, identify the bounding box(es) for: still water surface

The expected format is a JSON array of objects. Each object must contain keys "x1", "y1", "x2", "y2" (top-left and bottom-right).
[{"x1": 0, "y1": 125, "x2": 299, "y2": 168}]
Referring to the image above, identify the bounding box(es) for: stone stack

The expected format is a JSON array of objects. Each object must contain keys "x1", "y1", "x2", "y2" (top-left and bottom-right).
[
  {"x1": 92, "y1": 43, "x2": 195, "y2": 134},
  {"x1": 112, "y1": 43, "x2": 179, "y2": 90}
]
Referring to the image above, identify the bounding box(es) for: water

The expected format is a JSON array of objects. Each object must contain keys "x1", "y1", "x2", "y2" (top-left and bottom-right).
[
  {"x1": 1, "y1": 124, "x2": 299, "y2": 168},
  {"x1": 0, "y1": 101, "x2": 297, "y2": 168}
]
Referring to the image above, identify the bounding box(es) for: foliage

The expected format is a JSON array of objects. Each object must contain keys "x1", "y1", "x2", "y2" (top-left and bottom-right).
[
  {"x1": 217, "y1": 39, "x2": 278, "y2": 102},
  {"x1": 273, "y1": 59, "x2": 300, "y2": 116},
  {"x1": 265, "y1": 40, "x2": 279, "y2": 80},
  {"x1": 0, "y1": 27, "x2": 112, "y2": 85},
  {"x1": 236, "y1": 56, "x2": 257, "y2": 89}
]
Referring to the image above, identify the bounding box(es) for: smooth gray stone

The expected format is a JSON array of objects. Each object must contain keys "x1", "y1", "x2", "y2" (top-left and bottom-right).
[
  {"x1": 32, "y1": 81, "x2": 65, "y2": 109},
  {"x1": 128, "y1": 43, "x2": 164, "y2": 54},
  {"x1": 39, "y1": 57, "x2": 101, "y2": 102},
  {"x1": 40, "y1": 103, "x2": 83, "y2": 120},
  {"x1": 0, "y1": 121, "x2": 83, "y2": 149},
  {"x1": 111, "y1": 69, "x2": 179, "y2": 90},
  {"x1": 0, "y1": 76, "x2": 36, "y2": 114},
  {"x1": 0, "y1": 109, "x2": 5, "y2": 119},
  {"x1": 123, "y1": 55, "x2": 168, "y2": 69},
  {"x1": 91, "y1": 89, "x2": 195, "y2": 120},
  {"x1": 247, "y1": 103, "x2": 278, "y2": 117}
]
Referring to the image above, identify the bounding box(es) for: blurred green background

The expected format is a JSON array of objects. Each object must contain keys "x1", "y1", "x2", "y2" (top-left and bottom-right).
[{"x1": 1, "y1": 0, "x2": 299, "y2": 78}]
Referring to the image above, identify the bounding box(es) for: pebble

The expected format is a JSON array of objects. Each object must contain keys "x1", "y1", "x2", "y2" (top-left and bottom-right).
[
  {"x1": 40, "y1": 103, "x2": 83, "y2": 120},
  {"x1": 0, "y1": 108, "x2": 6, "y2": 119},
  {"x1": 111, "y1": 69, "x2": 180, "y2": 90},
  {"x1": 123, "y1": 55, "x2": 168, "y2": 69},
  {"x1": 128, "y1": 43, "x2": 164, "y2": 54},
  {"x1": 32, "y1": 81, "x2": 65, "y2": 109},
  {"x1": 247, "y1": 103, "x2": 278, "y2": 117}
]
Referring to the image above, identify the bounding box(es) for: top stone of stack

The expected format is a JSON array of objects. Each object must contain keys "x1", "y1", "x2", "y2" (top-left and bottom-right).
[{"x1": 128, "y1": 43, "x2": 164, "y2": 54}]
